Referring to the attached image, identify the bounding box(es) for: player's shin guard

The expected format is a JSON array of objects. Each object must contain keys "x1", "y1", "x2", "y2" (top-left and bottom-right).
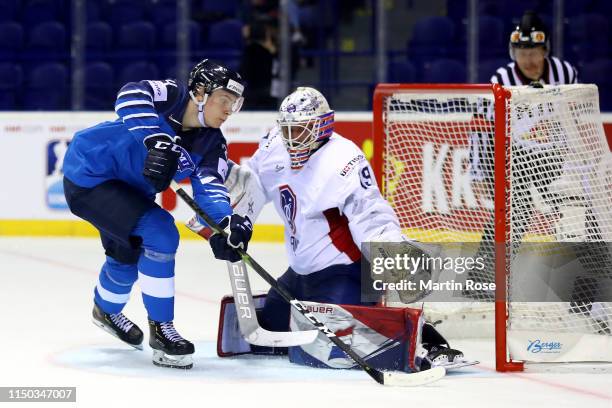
[
  {"x1": 94, "y1": 257, "x2": 138, "y2": 314},
  {"x1": 138, "y1": 248, "x2": 175, "y2": 322},
  {"x1": 92, "y1": 258, "x2": 143, "y2": 348}
]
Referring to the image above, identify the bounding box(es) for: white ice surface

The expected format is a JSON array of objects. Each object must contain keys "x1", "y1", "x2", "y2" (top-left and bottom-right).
[{"x1": 0, "y1": 237, "x2": 610, "y2": 408}]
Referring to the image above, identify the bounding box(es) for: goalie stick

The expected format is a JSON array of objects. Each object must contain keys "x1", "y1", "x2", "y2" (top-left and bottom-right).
[
  {"x1": 171, "y1": 181, "x2": 445, "y2": 386},
  {"x1": 225, "y1": 259, "x2": 319, "y2": 346}
]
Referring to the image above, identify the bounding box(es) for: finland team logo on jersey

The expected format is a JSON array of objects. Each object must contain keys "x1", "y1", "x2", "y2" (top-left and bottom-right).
[
  {"x1": 279, "y1": 185, "x2": 297, "y2": 234},
  {"x1": 172, "y1": 145, "x2": 196, "y2": 181},
  {"x1": 46, "y1": 140, "x2": 70, "y2": 210}
]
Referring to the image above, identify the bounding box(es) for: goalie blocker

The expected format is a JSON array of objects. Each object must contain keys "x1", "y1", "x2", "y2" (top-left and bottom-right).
[{"x1": 217, "y1": 294, "x2": 474, "y2": 372}]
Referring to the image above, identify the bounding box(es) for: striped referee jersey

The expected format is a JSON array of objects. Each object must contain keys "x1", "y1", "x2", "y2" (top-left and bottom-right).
[
  {"x1": 470, "y1": 56, "x2": 578, "y2": 181},
  {"x1": 490, "y1": 56, "x2": 578, "y2": 86}
]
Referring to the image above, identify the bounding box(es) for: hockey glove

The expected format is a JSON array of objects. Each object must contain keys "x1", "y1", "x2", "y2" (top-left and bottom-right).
[
  {"x1": 209, "y1": 214, "x2": 253, "y2": 262},
  {"x1": 142, "y1": 136, "x2": 181, "y2": 193}
]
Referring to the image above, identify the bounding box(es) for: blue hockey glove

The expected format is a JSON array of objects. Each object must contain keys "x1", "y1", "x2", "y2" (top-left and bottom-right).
[
  {"x1": 143, "y1": 136, "x2": 181, "y2": 193},
  {"x1": 209, "y1": 214, "x2": 253, "y2": 262}
]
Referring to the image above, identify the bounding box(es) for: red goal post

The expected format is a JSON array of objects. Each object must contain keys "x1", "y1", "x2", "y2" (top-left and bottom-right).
[{"x1": 372, "y1": 83, "x2": 612, "y2": 372}]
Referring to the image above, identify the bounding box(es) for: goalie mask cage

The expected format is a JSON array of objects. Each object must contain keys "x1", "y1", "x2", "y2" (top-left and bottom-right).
[{"x1": 372, "y1": 83, "x2": 612, "y2": 372}]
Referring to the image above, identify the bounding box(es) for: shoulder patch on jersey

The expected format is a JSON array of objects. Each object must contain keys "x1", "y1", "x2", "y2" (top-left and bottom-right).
[
  {"x1": 176, "y1": 145, "x2": 195, "y2": 172},
  {"x1": 147, "y1": 80, "x2": 168, "y2": 101},
  {"x1": 339, "y1": 154, "x2": 366, "y2": 177}
]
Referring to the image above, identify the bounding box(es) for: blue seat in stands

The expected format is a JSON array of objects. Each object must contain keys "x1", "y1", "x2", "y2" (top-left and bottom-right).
[
  {"x1": 23, "y1": 62, "x2": 68, "y2": 110},
  {"x1": 0, "y1": 63, "x2": 23, "y2": 110},
  {"x1": 84, "y1": 62, "x2": 116, "y2": 110},
  {"x1": 201, "y1": 0, "x2": 239, "y2": 19},
  {"x1": 208, "y1": 19, "x2": 244, "y2": 50},
  {"x1": 580, "y1": 58, "x2": 612, "y2": 112},
  {"x1": 22, "y1": 0, "x2": 63, "y2": 26},
  {"x1": 407, "y1": 16, "x2": 455, "y2": 62},
  {"x1": 158, "y1": 21, "x2": 202, "y2": 74},
  {"x1": 108, "y1": 0, "x2": 147, "y2": 31},
  {"x1": 118, "y1": 61, "x2": 160, "y2": 87},
  {"x1": 0, "y1": 22, "x2": 24, "y2": 62},
  {"x1": 387, "y1": 60, "x2": 416, "y2": 83},
  {"x1": 116, "y1": 21, "x2": 156, "y2": 65},
  {"x1": 479, "y1": 16, "x2": 505, "y2": 58},
  {"x1": 423, "y1": 59, "x2": 466, "y2": 83},
  {"x1": 567, "y1": 14, "x2": 609, "y2": 62},
  {"x1": 478, "y1": 58, "x2": 508, "y2": 83},
  {"x1": 161, "y1": 21, "x2": 202, "y2": 50},
  {"x1": 0, "y1": 0, "x2": 19, "y2": 22},
  {"x1": 28, "y1": 21, "x2": 67, "y2": 52},
  {"x1": 87, "y1": 22, "x2": 113, "y2": 53},
  {"x1": 151, "y1": 0, "x2": 177, "y2": 27},
  {"x1": 27, "y1": 21, "x2": 67, "y2": 59},
  {"x1": 118, "y1": 21, "x2": 156, "y2": 51},
  {"x1": 86, "y1": 1, "x2": 103, "y2": 22}
]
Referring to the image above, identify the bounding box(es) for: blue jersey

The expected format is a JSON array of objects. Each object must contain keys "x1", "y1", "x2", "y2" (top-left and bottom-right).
[{"x1": 63, "y1": 79, "x2": 232, "y2": 224}]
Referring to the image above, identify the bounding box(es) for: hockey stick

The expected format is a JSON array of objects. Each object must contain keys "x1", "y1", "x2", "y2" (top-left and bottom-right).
[
  {"x1": 171, "y1": 181, "x2": 445, "y2": 386},
  {"x1": 225, "y1": 259, "x2": 319, "y2": 346},
  {"x1": 186, "y1": 205, "x2": 318, "y2": 346}
]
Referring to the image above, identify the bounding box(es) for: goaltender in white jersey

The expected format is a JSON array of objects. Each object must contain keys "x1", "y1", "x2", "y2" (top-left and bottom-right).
[
  {"x1": 189, "y1": 87, "x2": 473, "y2": 372},
  {"x1": 249, "y1": 126, "x2": 401, "y2": 274}
]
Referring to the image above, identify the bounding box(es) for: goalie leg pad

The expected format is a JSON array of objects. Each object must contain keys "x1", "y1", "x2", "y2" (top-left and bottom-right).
[
  {"x1": 217, "y1": 293, "x2": 267, "y2": 357},
  {"x1": 289, "y1": 303, "x2": 426, "y2": 372}
]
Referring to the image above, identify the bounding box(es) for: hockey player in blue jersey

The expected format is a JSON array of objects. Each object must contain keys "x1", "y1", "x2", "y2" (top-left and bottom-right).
[{"x1": 62, "y1": 59, "x2": 254, "y2": 369}]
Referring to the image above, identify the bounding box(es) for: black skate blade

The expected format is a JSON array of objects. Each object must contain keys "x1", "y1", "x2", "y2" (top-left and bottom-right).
[
  {"x1": 152, "y1": 350, "x2": 193, "y2": 369},
  {"x1": 92, "y1": 318, "x2": 143, "y2": 350}
]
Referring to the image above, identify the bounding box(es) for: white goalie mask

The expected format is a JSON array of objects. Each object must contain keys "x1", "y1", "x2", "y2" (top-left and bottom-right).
[{"x1": 277, "y1": 87, "x2": 334, "y2": 170}]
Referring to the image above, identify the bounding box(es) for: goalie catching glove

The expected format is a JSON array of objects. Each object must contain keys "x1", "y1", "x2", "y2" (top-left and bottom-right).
[{"x1": 209, "y1": 214, "x2": 253, "y2": 262}]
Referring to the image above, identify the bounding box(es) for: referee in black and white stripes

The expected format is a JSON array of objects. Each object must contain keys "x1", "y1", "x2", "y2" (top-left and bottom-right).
[
  {"x1": 471, "y1": 11, "x2": 578, "y2": 256},
  {"x1": 491, "y1": 10, "x2": 577, "y2": 87},
  {"x1": 468, "y1": 12, "x2": 611, "y2": 328}
]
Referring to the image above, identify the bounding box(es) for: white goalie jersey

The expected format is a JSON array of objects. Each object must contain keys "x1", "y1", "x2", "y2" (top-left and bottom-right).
[{"x1": 246, "y1": 127, "x2": 403, "y2": 275}]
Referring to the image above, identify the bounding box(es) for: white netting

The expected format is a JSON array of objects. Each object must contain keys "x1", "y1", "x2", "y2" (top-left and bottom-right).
[
  {"x1": 505, "y1": 86, "x2": 612, "y2": 338},
  {"x1": 378, "y1": 85, "x2": 612, "y2": 356}
]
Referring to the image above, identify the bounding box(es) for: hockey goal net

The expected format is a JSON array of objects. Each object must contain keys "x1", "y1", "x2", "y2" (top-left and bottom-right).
[{"x1": 372, "y1": 83, "x2": 612, "y2": 371}]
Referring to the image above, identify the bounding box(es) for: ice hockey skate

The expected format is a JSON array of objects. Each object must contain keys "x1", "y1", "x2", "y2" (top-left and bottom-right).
[
  {"x1": 148, "y1": 320, "x2": 195, "y2": 369},
  {"x1": 92, "y1": 303, "x2": 144, "y2": 350}
]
